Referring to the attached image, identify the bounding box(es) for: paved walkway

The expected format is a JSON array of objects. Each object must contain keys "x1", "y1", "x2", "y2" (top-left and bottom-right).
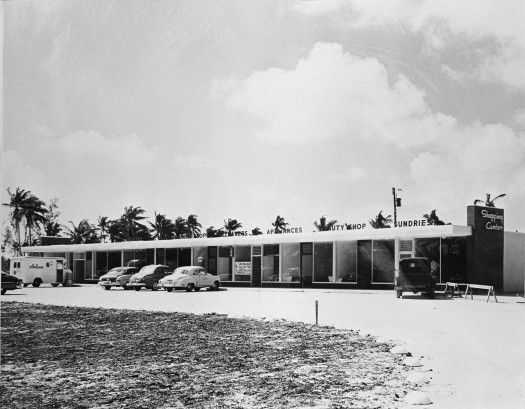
[{"x1": 2, "y1": 285, "x2": 524, "y2": 408}]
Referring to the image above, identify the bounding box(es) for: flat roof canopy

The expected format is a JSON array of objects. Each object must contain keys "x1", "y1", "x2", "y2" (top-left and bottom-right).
[{"x1": 22, "y1": 225, "x2": 472, "y2": 254}]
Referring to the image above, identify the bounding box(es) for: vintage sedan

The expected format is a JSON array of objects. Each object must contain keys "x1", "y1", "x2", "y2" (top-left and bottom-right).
[
  {"x1": 128, "y1": 265, "x2": 172, "y2": 291},
  {"x1": 1, "y1": 272, "x2": 23, "y2": 295},
  {"x1": 160, "y1": 266, "x2": 221, "y2": 292},
  {"x1": 98, "y1": 266, "x2": 140, "y2": 290}
]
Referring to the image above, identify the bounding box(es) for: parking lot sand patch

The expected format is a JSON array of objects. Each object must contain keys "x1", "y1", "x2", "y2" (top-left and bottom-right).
[{"x1": 0, "y1": 302, "x2": 427, "y2": 409}]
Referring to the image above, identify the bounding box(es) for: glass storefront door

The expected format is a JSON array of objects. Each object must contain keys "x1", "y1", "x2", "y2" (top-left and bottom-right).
[{"x1": 300, "y1": 243, "x2": 313, "y2": 287}]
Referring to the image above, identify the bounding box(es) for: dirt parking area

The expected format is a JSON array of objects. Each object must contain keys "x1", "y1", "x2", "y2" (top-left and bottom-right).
[{"x1": 1, "y1": 285, "x2": 524, "y2": 408}]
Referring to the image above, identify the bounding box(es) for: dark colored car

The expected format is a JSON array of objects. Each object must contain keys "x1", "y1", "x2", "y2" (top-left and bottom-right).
[
  {"x1": 395, "y1": 257, "x2": 436, "y2": 299},
  {"x1": 98, "y1": 266, "x2": 140, "y2": 290},
  {"x1": 1, "y1": 272, "x2": 23, "y2": 295},
  {"x1": 128, "y1": 265, "x2": 172, "y2": 291}
]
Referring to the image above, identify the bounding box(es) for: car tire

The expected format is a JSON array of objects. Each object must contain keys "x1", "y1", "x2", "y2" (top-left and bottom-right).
[
  {"x1": 51, "y1": 283, "x2": 59, "y2": 287},
  {"x1": 186, "y1": 283, "x2": 194, "y2": 292},
  {"x1": 212, "y1": 281, "x2": 220, "y2": 291},
  {"x1": 32, "y1": 279, "x2": 42, "y2": 288},
  {"x1": 104, "y1": 286, "x2": 111, "y2": 291},
  {"x1": 194, "y1": 287, "x2": 201, "y2": 291},
  {"x1": 122, "y1": 282, "x2": 129, "y2": 290},
  {"x1": 152, "y1": 282, "x2": 159, "y2": 291},
  {"x1": 134, "y1": 286, "x2": 141, "y2": 291},
  {"x1": 23, "y1": 283, "x2": 29, "y2": 287},
  {"x1": 166, "y1": 287, "x2": 173, "y2": 292},
  {"x1": 396, "y1": 289, "x2": 402, "y2": 299}
]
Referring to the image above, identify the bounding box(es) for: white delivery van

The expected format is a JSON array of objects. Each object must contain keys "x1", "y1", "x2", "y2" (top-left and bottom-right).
[{"x1": 10, "y1": 256, "x2": 73, "y2": 287}]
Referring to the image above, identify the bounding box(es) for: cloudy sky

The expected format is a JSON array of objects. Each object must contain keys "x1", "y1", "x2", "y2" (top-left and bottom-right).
[{"x1": 2, "y1": 0, "x2": 525, "y2": 234}]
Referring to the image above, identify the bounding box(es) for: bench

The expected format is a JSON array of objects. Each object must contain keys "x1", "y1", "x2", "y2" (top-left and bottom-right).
[{"x1": 464, "y1": 284, "x2": 498, "y2": 303}]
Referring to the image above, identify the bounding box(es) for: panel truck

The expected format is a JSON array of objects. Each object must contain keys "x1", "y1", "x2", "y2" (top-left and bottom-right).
[{"x1": 10, "y1": 256, "x2": 73, "y2": 288}]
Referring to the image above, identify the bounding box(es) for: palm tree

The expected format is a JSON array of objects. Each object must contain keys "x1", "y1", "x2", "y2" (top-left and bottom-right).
[
  {"x1": 474, "y1": 193, "x2": 506, "y2": 208},
  {"x1": 224, "y1": 218, "x2": 242, "y2": 236},
  {"x1": 148, "y1": 212, "x2": 176, "y2": 240},
  {"x1": 186, "y1": 214, "x2": 202, "y2": 238},
  {"x1": 107, "y1": 219, "x2": 126, "y2": 242},
  {"x1": 122, "y1": 206, "x2": 148, "y2": 241},
  {"x1": 272, "y1": 215, "x2": 289, "y2": 234},
  {"x1": 423, "y1": 210, "x2": 446, "y2": 225},
  {"x1": 251, "y1": 227, "x2": 263, "y2": 235},
  {"x1": 314, "y1": 215, "x2": 337, "y2": 232},
  {"x1": 2, "y1": 187, "x2": 48, "y2": 253},
  {"x1": 369, "y1": 211, "x2": 392, "y2": 229},
  {"x1": 44, "y1": 222, "x2": 62, "y2": 237},
  {"x1": 64, "y1": 219, "x2": 99, "y2": 244},
  {"x1": 22, "y1": 195, "x2": 48, "y2": 245},
  {"x1": 97, "y1": 216, "x2": 110, "y2": 242},
  {"x1": 174, "y1": 217, "x2": 188, "y2": 239},
  {"x1": 206, "y1": 226, "x2": 224, "y2": 238}
]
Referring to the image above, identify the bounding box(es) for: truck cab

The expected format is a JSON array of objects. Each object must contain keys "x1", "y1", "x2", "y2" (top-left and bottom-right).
[{"x1": 395, "y1": 257, "x2": 436, "y2": 299}]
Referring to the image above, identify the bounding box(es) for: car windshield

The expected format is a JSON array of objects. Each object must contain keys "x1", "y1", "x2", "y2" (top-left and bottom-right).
[
  {"x1": 136, "y1": 266, "x2": 157, "y2": 276},
  {"x1": 108, "y1": 267, "x2": 126, "y2": 273},
  {"x1": 172, "y1": 267, "x2": 190, "y2": 275}
]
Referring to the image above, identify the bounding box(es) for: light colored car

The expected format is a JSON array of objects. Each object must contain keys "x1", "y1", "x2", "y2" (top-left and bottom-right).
[
  {"x1": 128, "y1": 265, "x2": 172, "y2": 291},
  {"x1": 98, "y1": 266, "x2": 140, "y2": 290},
  {"x1": 160, "y1": 266, "x2": 220, "y2": 292}
]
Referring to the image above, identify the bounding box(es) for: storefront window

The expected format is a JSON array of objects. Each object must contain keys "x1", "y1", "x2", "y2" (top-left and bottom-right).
[
  {"x1": 282, "y1": 244, "x2": 300, "y2": 283},
  {"x1": 415, "y1": 238, "x2": 441, "y2": 280},
  {"x1": 178, "y1": 248, "x2": 191, "y2": 266},
  {"x1": 336, "y1": 241, "x2": 357, "y2": 283},
  {"x1": 218, "y1": 246, "x2": 233, "y2": 281},
  {"x1": 156, "y1": 248, "x2": 165, "y2": 266},
  {"x1": 234, "y1": 246, "x2": 251, "y2": 281},
  {"x1": 263, "y1": 244, "x2": 279, "y2": 282},
  {"x1": 313, "y1": 242, "x2": 333, "y2": 282},
  {"x1": 441, "y1": 237, "x2": 467, "y2": 282},
  {"x1": 95, "y1": 251, "x2": 108, "y2": 278},
  {"x1": 372, "y1": 240, "x2": 395, "y2": 283},
  {"x1": 193, "y1": 247, "x2": 207, "y2": 270},
  {"x1": 165, "y1": 248, "x2": 178, "y2": 270}
]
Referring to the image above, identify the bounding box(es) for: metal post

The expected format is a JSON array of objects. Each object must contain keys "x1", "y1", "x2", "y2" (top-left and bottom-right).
[
  {"x1": 392, "y1": 187, "x2": 397, "y2": 227},
  {"x1": 315, "y1": 300, "x2": 318, "y2": 325}
]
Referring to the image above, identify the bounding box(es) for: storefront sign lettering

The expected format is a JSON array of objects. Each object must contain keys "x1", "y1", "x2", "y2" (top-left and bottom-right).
[
  {"x1": 394, "y1": 220, "x2": 427, "y2": 227},
  {"x1": 267, "y1": 227, "x2": 303, "y2": 234},
  {"x1": 234, "y1": 261, "x2": 251, "y2": 275},
  {"x1": 480, "y1": 209, "x2": 504, "y2": 230}
]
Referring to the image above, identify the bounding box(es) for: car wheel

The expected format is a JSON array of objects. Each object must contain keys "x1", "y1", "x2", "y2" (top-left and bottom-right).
[
  {"x1": 166, "y1": 287, "x2": 173, "y2": 293},
  {"x1": 104, "y1": 285, "x2": 111, "y2": 291},
  {"x1": 122, "y1": 282, "x2": 129, "y2": 290},
  {"x1": 186, "y1": 283, "x2": 194, "y2": 292},
  {"x1": 23, "y1": 283, "x2": 29, "y2": 287},
  {"x1": 212, "y1": 281, "x2": 220, "y2": 291},
  {"x1": 134, "y1": 286, "x2": 141, "y2": 291},
  {"x1": 51, "y1": 283, "x2": 59, "y2": 287},
  {"x1": 32, "y1": 279, "x2": 42, "y2": 288},
  {"x1": 396, "y1": 289, "x2": 402, "y2": 299},
  {"x1": 152, "y1": 282, "x2": 159, "y2": 291},
  {"x1": 194, "y1": 287, "x2": 201, "y2": 291},
  {"x1": 428, "y1": 289, "x2": 435, "y2": 299},
  {"x1": 1, "y1": 288, "x2": 6, "y2": 295}
]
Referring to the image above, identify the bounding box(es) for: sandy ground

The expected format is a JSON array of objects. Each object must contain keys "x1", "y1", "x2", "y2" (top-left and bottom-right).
[{"x1": 2, "y1": 285, "x2": 524, "y2": 408}]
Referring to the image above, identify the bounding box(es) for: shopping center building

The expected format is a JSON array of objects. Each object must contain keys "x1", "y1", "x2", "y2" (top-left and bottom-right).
[{"x1": 23, "y1": 206, "x2": 525, "y2": 292}]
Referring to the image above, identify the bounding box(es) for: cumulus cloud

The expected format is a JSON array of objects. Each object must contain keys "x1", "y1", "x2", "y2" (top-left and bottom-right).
[
  {"x1": 292, "y1": 0, "x2": 525, "y2": 90},
  {"x1": 172, "y1": 154, "x2": 213, "y2": 169},
  {"x1": 218, "y1": 42, "x2": 431, "y2": 145},
  {"x1": 54, "y1": 130, "x2": 158, "y2": 166}
]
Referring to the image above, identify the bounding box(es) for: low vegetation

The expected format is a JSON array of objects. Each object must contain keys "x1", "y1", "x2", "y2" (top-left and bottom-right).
[{"x1": 1, "y1": 302, "x2": 412, "y2": 408}]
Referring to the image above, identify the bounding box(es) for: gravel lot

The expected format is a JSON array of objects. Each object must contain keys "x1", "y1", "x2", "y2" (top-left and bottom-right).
[
  {"x1": 1, "y1": 285, "x2": 524, "y2": 408},
  {"x1": 1, "y1": 302, "x2": 414, "y2": 409}
]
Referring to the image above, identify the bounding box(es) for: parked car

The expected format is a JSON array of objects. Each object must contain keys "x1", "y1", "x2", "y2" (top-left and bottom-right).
[
  {"x1": 395, "y1": 257, "x2": 436, "y2": 299},
  {"x1": 128, "y1": 265, "x2": 172, "y2": 291},
  {"x1": 1, "y1": 272, "x2": 23, "y2": 295},
  {"x1": 160, "y1": 266, "x2": 221, "y2": 292},
  {"x1": 98, "y1": 266, "x2": 140, "y2": 290}
]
